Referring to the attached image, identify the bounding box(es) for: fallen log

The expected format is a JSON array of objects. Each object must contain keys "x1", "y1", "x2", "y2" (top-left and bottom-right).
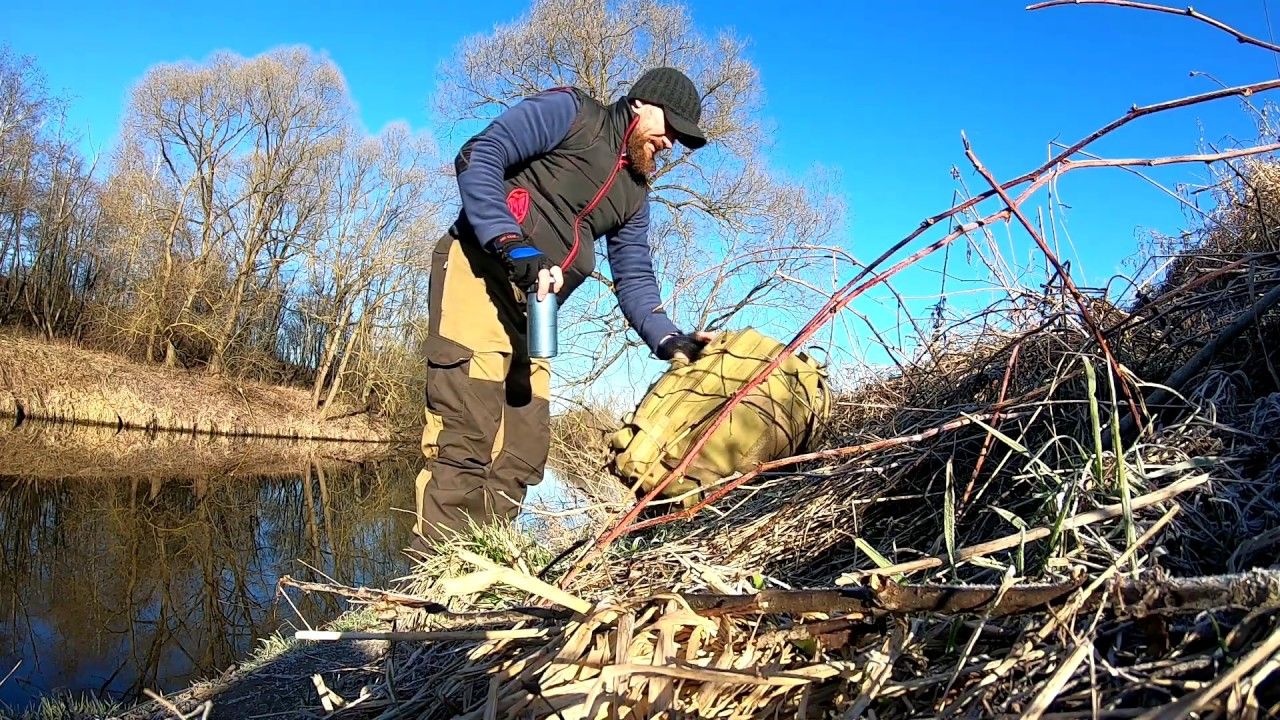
[{"x1": 1110, "y1": 567, "x2": 1280, "y2": 615}]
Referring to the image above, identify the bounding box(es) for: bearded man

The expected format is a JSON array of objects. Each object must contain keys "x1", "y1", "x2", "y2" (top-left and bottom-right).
[{"x1": 412, "y1": 67, "x2": 715, "y2": 552}]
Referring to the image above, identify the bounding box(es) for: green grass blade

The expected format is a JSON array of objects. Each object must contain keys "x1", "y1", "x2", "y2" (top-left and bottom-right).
[
  {"x1": 991, "y1": 506, "x2": 1028, "y2": 530},
  {"x1": 961, "y1": 412, "x2": 1028, "y2": 454},
  {"x1": 1107, "y1": 365, "x2": 1137, "y2": 556},
  {"x1": 855, "y1": 537, "x2": 893, "y2": 568},
  {"x1": 1084, "y1": 359, "x2": 1106, "y2": 489}
]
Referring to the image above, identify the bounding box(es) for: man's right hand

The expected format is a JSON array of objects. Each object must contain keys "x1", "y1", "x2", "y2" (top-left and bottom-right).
[
  {"x1": 493, "y1": 232, "x2": 552, "y2": 289},
  {"x1": 657, "y1": 331, "x2": 713, "y2": 362}
]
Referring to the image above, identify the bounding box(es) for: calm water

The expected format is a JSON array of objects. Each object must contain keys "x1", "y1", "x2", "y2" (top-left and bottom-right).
[{"x1": 0, "y1": 422, "x2": 583, "y2": 711}]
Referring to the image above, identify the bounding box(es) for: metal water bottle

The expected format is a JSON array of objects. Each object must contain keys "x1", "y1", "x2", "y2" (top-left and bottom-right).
[{"x1": 527, "y1": 287, "x2": 558, "y2": 358}]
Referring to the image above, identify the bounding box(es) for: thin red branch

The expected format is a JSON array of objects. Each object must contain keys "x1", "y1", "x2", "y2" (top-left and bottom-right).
[
  {"x1": 627, "y1": 411, "x2": 1022, "y2": 534},
  {"x1": 1008, "y1": 143, "x2": 1280, "y2": 213},
  {"x1": 965, "y1": 135, "x2": 1145, "y2": 426},
  {"x1": 1028, "y1": 0, "x2": 1280, "y2": 55},
  {"x1": 1051, "y1": 145, "x2": 1280, "y2": 172},
  {"x1": 556, "y1": 75, "x2": 1280, "y2": 591},
  {"x1": 961, "y1": 341, "x2": 1022, "y2": 511}
]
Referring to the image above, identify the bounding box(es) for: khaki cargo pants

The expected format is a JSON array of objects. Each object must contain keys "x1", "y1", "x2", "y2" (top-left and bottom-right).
[{"x1": 413, "y1": 231, "x2": 551, "y2": 552}]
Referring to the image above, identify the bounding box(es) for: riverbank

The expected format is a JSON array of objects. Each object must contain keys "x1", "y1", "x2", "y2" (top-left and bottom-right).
[{"x1": 0, "y1": 332, "x2": 395, "y2": 444}]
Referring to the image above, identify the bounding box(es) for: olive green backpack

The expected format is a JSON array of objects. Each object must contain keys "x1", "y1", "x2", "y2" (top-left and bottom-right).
[{"x1": 608, "y1": 328, "x2": 832, "y2": 507}]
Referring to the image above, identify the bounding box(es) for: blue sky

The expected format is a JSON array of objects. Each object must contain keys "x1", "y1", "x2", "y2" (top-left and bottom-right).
[{"x1": 5, "y1": 0, "x2": 1278, "y2": 391}]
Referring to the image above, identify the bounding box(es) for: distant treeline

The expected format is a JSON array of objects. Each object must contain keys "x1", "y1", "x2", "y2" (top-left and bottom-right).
[
  {"x1": 0, "y1": 1, "x2": 846, "y2": 420},
  {"x1": 0, "y1": 46, "x2": 446, "y2": 420}
]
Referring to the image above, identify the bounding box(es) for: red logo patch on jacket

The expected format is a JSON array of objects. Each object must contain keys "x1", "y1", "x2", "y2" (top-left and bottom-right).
[{"x1": 507, "y1": 188, "x2": 530, "y2": 224}]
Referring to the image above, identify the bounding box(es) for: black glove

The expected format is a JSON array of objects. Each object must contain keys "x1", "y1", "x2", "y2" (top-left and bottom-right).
[
  {"x1": 492, "y1": 232, "x2": 550, "y2": 289},
  {"x1": 656, "y1": 332, "x2": 708, "y2": 362}
]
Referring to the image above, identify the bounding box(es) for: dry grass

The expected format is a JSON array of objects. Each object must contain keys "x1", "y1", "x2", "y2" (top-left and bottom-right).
[{"x1": 104, "y1": 146, "x2": 1280, "y2": 719}]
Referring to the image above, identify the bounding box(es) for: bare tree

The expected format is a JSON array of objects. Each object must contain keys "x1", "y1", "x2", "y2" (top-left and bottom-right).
[
  {"x1": 115, "y1": 51, "x2": 253, "y2": 366},
  {"x1": 0, "y1": 46, "x2": 103, "y2": 337},
  {"x1": 205, "y1": 49, "x2": 348, "y2": 375},
  {"x1": 305, "y1": 122, "x2": 444, "y2": 412},
  {"x1": 434, "y1": 0, "x2": 848, "y2": 393},
  {"x1": 0, "y1": 47, "x2": 50, "y2": 287}
]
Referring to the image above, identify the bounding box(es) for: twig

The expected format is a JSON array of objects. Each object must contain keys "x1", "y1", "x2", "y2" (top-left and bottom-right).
[
  {"x1": 966, "y1": 134, "x2": 1145, "y2": 431},
  {"x1": 277, "y1": 575, "x2": 447, "y2": 611},
  {"x1": 627, "y1": 411, "x2": 1021, "y2": 534},
  {"x1": 839, "y1": 474, "x2": 1207, "y2": 579},
  {"x1": 681, "y1": 576, "x2": 1084, "y2": 618},
  {"x1": 963, "y1": 342, "x2": 1022, "y2": 510},
  {"x1": 143, "y1": 689, "x2": 212, "y2": 720},
  {"x1": 296, "y1": 629, "x2": 550, "y2": 642},
  {"x1": 1137, "y1": 623, "x2": 1280, "y2": 720},
  {"x1": 1051, "y1": 506, "x2": 1181, "y2": 628},
  {"x1": 1028, "y1": 0, "x2": 1280, "y2": 55},
  {"x1": 1022, "y1": 640, "x2": 1094, "y2": 720},
  {"x1": 276, "y1": 575, "x2": 571, "y2": 622}
]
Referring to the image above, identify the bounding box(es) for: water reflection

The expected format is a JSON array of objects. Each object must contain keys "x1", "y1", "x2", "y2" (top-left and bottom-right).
[
  {"x1": 0, "y1": 421, "x2": 590, "y2": 711},
  {"x1": 0, "y1": 423, "x2": 417, "y2": 711}
]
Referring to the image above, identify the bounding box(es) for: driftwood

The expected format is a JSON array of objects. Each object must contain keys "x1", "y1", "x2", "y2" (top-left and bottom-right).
[
  {"x1": 1109, "y1": 567, "x2": 1280, "y2": 615},
  {"x1": 289, "y1": 564, "x2": 1280, "y2": 642}
]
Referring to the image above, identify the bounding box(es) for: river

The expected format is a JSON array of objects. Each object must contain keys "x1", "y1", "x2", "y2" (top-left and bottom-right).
[{"x1": 0, "y1": 421, "x2": 585, "y2": 712}]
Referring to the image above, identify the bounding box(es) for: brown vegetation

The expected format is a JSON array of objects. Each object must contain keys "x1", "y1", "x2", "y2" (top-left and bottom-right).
[
  {"x1": 0, "y1": 331, "x2": 395, "y2": 443},
  {"x1": 282, "y1": 159, "x2": 1280, "y2": 720},
  {"x1": 0, "y1": 45, "x2": 442, "y2": 424}
]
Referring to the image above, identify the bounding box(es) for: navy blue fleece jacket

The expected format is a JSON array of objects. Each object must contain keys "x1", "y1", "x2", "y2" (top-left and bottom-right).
[{"x1": 455, "y1": 91, "x2": 680, "y2": 353}]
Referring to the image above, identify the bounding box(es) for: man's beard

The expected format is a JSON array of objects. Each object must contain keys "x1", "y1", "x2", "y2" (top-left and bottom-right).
[{"x1": 627, "y1": 133, "x2": 657, "y2": 177}]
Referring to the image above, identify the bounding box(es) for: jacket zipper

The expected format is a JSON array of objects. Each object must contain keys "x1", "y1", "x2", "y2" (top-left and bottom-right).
[{"x1": 561, "y1": 115, "x2": 640, "y2": 271}]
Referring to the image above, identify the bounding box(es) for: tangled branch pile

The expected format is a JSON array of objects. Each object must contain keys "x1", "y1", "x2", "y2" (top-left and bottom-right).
[
  {"x1": 306, "y1": 148, "x2": 1280, "y2": 719},
  {"x1": 262, "y1": 5, "x2": 1280, "y2": 718}
]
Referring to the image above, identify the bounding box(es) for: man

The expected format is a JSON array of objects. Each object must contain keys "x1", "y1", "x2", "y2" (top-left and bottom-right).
[{"x1": 413, "y1": 67, "x2": 714, "y2": 552}]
